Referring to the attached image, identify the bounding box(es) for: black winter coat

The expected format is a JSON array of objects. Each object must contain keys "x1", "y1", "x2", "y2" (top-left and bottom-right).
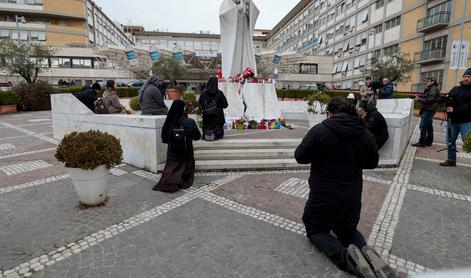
[
  {"x1": 167, "y1": 116, "x2": 201, "y2": 161},
  {"x1": 448, "y1": 83, "x2": 471, "y2": 124},
  {"x1": 419, "y1": 83, "x2": 440, "y2": 112},
  {"x1": 76, "y1": 86, "x2": 97, "y2": 112},
  {"x1": 198, "y1": 90, "x2": 228, "y2": 127},
  {"x1": 295, "y1": 113, "x2": 379, "y2": 235},
  {"x1": 365, "y1": 109, "x2": 389, "y2": 150}
]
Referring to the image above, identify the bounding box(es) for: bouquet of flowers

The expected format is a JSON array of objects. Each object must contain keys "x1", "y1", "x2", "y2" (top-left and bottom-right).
[{"x1": 243, "y1": 68, "x2": 255, "y2": 79}]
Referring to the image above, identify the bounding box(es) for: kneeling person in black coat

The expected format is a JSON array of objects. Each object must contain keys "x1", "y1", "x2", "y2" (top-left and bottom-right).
[{"x1": 295, "y1": 97, "x2": 394, "y2": 278}]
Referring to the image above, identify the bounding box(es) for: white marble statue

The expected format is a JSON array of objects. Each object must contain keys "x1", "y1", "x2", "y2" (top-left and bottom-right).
[{"x1": 219, "y1": 0, "x2": 259, "y2": 78}]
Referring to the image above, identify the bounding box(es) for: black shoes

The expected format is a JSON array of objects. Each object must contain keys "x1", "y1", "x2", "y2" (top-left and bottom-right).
[
  {"x1": 346, "y1": 245, "x2": 376, "y2": 278},
  {"x1": 361, "y1": 246, "x2": 396, "y2": 278},
  {"x1": 439, "y1": 160, "x2": 456, "y2": 167},
  {"x1": 411, "y1": 142, "x2": 426, "y2": 147}
]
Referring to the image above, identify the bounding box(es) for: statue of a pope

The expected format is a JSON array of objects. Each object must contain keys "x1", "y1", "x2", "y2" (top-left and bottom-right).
[{"x1": 219, "y1": 0, "x2": 259, "y2": 78}]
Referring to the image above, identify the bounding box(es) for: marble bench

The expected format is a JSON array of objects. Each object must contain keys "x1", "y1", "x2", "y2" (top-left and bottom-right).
[{"x1": 51, "y1": 94, "x2": 167, "y2": 173}]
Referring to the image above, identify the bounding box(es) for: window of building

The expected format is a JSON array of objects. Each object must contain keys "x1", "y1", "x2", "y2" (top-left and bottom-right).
[
  {"x1": 385, "y1": 16, "x2": 401, "y2": 30},
  {"x1": 72, "y1": 59, "x2": 92, "y2": 68},
  {"x1": 421, "y1": 70, "x2": 444, "y2": 88},
  {"x1": 373, "y1": 49, "x2": 381, "y2": 58},
  {"x1": 300, "y1": 63, "x2": 318, "y2": 74},
  {"x1": 375, "y1": 0, "x2": 384, "y2": 9},
  {"x1": 359, "y1": 10, "x2": 369, "y2": 23},
  {"x1": 384, "y1": 44, "x2": 399, "y2": 56},
  {"x1": 51, "y1": 58, "x2": 71, "y2": 68},
  {"x1": 424, "y1": 36, "x2": 447, "y2": 51},
  {"x1": 0, "y1": 29, "x2": 9, "y2": 38},
  {"x1": 428, "y1": 1, "x2": 451, "y2": 16},
  {"x1": 19, "y1": 31, "x2": 28, "y2": 41},
  {"x1": 374, "y1": 24, "x2": 382, "y2": 34}
]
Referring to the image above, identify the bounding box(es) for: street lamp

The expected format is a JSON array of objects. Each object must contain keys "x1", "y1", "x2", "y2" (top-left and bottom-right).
[{"x1": 15, "y1": 15, "x2": 26, "y2": 42}]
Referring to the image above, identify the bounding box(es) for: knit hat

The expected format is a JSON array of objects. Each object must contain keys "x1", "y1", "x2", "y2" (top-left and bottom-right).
[
  {"x1": 91, "y1": 82, "x2": 101, "y2": 91},
  {"x1": 464, "y1": 68, "x2": 471, "y2": 77}
]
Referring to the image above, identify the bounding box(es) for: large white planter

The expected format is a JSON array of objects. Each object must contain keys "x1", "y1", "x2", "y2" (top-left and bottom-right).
[
  {"x1": 307, "y1": 113, "x2": 327, "y2": 128},
  {"x1": 67, "y1": 165, "x2": 109, "y2": 206}
]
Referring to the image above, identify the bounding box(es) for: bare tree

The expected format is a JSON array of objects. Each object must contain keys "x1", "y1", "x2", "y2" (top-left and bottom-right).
[{"x1": 0, "y1": 39, "x2": 55, "y2": 83}]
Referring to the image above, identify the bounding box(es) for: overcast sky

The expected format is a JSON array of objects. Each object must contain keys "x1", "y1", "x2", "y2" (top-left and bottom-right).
[{"x1": 93, "y1": 0, "x2": 300, "y2": 33}]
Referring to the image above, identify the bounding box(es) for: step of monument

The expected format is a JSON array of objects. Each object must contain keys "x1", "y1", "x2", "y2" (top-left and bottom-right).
[
  {"x1": 157, "y1": 159, "x2": 309, "y2": 172},
  {"x1": 194, "y1": 149, "x2": 295, "y2": 160},
  {"x1": 194, "y1": 139, "x2": 301, "y2": 150}
]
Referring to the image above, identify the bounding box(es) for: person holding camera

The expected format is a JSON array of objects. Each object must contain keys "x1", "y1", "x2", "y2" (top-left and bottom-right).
[
  {"x1": 412, "y1": 77, "x2": 440, "y2": 147},
  {"x1": 440, "y1": 69, "x2": 471, "y2": 167}
]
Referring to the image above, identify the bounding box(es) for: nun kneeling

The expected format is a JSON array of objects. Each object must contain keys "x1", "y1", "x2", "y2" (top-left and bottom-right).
[{"x1": 153, "y1": 100, "x2": 201, "y2": 192}]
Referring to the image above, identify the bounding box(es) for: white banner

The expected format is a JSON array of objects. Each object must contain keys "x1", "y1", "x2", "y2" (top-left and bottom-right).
[
  {"x1": 450, "y1": 41, "x2": 461, "y2": 70},
  {"x1": 195, "y1": 50, "x2": 218, "y2": 58},
  {"x1": 458, "y1": 40, "x2": 469, "y2": 69}
]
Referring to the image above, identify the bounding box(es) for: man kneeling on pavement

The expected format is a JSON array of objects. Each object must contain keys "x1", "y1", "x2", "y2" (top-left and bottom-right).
[{"x1": 295, "y1": 97, "x2": 395, "y2": 278}]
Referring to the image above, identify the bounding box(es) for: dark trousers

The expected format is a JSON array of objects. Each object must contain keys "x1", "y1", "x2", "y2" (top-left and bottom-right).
[
  {"x1": 419, "y1": 111, "x2": 435, "y2": 145},
  {"x1": 307, "y1": 226, "x2": 367, "y2": 270}
]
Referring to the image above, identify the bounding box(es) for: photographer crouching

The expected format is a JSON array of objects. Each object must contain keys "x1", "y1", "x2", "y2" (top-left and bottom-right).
[{"x1": 439, "y1": 68, "x2": 471, "y2": 167}]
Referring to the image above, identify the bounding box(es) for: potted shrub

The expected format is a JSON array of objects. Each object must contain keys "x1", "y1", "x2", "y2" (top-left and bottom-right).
[
  {"x1": 183, "y1": 92, "x2": 200, "y2": 122},
  {"x1": 305, "y1": 92, "x2": 331, "y2": 128},
  {"x1": 464, "y1": 132, "x2": 471, "y2": 153},
  {"x1": 55, "y1": 130, "x2": 123, "y2": 206},
  {"x1": 0, "y1": 91, "x2": 20, "y2": 114}
]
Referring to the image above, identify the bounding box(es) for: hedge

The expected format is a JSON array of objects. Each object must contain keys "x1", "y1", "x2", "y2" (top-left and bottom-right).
[
  {"x1": 275, "y1": 89, "x2": 446, "y2": 112},
  {"x1": 55, "y1": 87, "x2": 140, "y2": 98},
  {"x1": 0, "y1": 90, "x2": 20, "y2": 106}
]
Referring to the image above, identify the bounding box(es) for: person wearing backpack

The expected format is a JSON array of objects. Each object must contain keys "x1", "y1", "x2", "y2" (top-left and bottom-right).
[
  {"x1": 153, "y1": 100, "x2": 201, "y2": 192},
  {"x1": 198, "y1": 76, "x2": 228, "y2": 141}
]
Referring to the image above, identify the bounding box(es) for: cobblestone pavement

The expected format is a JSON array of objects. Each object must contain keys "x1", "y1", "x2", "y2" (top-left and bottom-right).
[{"x1": 0, "y1": 112, "x2": 470, "y2": 277}]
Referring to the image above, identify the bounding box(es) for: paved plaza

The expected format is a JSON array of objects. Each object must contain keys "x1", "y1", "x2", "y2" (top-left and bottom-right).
[{"x1": 0, "y1": 112, "x2": 470, "y2": 278}]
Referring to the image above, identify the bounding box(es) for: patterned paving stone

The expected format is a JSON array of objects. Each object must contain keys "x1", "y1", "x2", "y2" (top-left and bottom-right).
[
  {"x1": 409, "y1": 159, "x2": 471, "y2": 195},
  {"x1": 0, "y1": 127, "x2": 26, "y2": 139},
  {"x1": 363, "y1": 170, "x2": 397, "y2": 182},
  {"x1": 35, "y1": 199, "x2": 347, "y2": 278},
  {"x1": 392, "y1": 190, "x2": 471, "y2": 269},
  {"x1": 0, "y1": 150, "x2": 66, "y2": 188},
  {"x1": 0, "y1": 135, "x2": 56, "y2": 157},
  {"x1": 20, "y1": 124, "x2": 53, "y2": 135},
  {"x1": 0, "y1": 173, "x2": 183, "y2": 270},
  {"x1": 415, "y1": 144, "x2": 471, "y2": 165},
  {"x1": 0, "y1": 160, "x2": 52, "y2": 176}
]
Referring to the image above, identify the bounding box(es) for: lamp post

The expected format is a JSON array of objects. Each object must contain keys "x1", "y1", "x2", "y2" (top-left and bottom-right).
[{"x1": 15, "y1": 15, "x2": 26, "y2": 42}]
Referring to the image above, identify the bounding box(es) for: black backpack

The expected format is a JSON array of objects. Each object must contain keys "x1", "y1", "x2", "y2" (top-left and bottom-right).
[
  {"x1": 169, "y1": 124, "x2": 188, "y2": 154},
  {"x1": 94, "y1": 98, "x2": 107, "y2": 114},
  {"x1": 203, "y1": 95, "x2": 219, "y2": 116}
]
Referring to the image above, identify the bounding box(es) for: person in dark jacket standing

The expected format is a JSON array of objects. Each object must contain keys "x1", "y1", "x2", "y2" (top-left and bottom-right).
[
  {"x1": 412, "y1": 77, "x2": 440, "y2": 147},
  {"x1": 153, "y1": 100, "x2": 201, "y2": 192},
  {"x1": 378, "y1": 78, "x2": 394, "y2": 99},
  {"x1": 158, "y1": 79, "x2": 167, "y2": 99},
  {"x1": 138, "y1": 75, "x2": 168, "y2": 115},
  {"x1": 76, "y1": 82, "x2": 101, "y2": 112},
  {"x1": 359, "y1": 105, "x2": 389, "y2": 150},
  {"x1": 295, "y1": 97, "x2": 394, "y2": 278},
  {"x1": 440, "y1": 69, "x2": 471, "y2": 167},
  {"x1": 198, "y1": 76, "x2": 228, "y2": 141}
]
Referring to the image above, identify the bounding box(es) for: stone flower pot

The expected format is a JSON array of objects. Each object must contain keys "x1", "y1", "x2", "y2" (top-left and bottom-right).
[
  {"x1": 167, "y1": 89, "x2": 182, "y2": 100},
  {"x1": 67, "y1": 165, "x2": 109, "y2": 206},
  {"x1": 0, "y1": 104, "x2": 17, "y2": 114}
]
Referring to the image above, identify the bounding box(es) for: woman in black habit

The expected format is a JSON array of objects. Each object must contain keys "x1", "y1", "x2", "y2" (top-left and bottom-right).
[
  {"x1": 198, "y1": 76, "x2": 228, "y2": 141},
  {"x1": 153, "y1": 100, "x2": 201, "y2": 192}
]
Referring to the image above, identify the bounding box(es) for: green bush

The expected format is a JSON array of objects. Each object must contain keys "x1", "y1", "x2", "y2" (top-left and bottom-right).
[
  {"x1": 305, "y1": 92, "x2": 331, "y2": 114},
  {"x1": 13, "y1": 81, "x2": 57, "y2": 111},
  {"x1": 464, "y1": 132, "x2": 471, "y2": 153},
  {"x1": 55, "y1": 130, "x2": 123, "y2": 170},
  {"x1": 116, "y1": 87, "x2": 139, "y2": 98},
  {"x1": 56, "y1": 86, "x2": 82, "y2": 95},
  {"x1": 0, "y1": 91, "x2": 20, "y2": 106},
  {"x1": 183, "y1": 92, "x2": 199, "y2": 114},
  {"x1": 129, "y1": 96, "x2": 141, "y2": 111}
]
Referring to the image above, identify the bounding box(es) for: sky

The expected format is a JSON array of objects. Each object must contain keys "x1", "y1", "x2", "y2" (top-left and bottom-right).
[{"x1": 93, "y1": 0, "x2": 300, "y2": 33}]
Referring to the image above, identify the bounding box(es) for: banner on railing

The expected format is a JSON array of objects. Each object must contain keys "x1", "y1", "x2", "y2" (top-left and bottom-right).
[
  {"x1": 273, "y1": 54, "x2": 281, "y2": 65},
  {"x1": 450, "y1": 41, "x2": 461, "y2": 70},
  {"x1": 125, "y1": 46, "x2": 138, "y2": 65},
  {"x1": 458, "y1": 41, "x2": 469, "y2": 70},
  {"x1": 149, "y1": 50, "x2": 160, "y2": 62},
  {"x1": 173, "y1": 51, "x2": 184, "y2": 62}
]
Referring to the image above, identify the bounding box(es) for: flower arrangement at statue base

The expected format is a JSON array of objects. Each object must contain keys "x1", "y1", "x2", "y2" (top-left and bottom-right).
[{"x1": 224, "y1": 117, "x2": 293, "y2": 130}]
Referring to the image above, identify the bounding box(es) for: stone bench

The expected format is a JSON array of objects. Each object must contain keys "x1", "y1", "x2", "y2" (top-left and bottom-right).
[{"x1": 51, "y1": 94, "x2": 167, "y2": 173}]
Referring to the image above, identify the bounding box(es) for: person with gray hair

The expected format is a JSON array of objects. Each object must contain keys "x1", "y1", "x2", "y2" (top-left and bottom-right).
[
  {"x1": 138, "y1": 75, "x2": 168, "y2": 115},
  {"x1": 378, "y1": 78, "x2": 394, "y2": 99}
]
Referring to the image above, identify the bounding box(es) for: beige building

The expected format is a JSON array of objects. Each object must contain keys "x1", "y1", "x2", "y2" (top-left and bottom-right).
[
  {"x1": 268, "y1": 0, "x2": 471, "y2": 92},
  {"x1": 0, "y1": 0, "x2": 135, "y2": 85}
]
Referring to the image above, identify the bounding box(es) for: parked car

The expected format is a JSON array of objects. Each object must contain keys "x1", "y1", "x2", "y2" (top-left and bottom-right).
[
  {"x1": 298, "y1": 84, "x2": 319, "y2": 91},
  {"x1": 127, "y1": 80, "x2": 145, "y2": 88}
]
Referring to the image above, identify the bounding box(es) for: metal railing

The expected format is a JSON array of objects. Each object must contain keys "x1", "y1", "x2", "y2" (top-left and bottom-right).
[
  {"x1": 417, "y1": 12, "x2": 450, "y2": 31},
  {"x1": 414, "y1": 49, "x2": 446, "y2": 63}
]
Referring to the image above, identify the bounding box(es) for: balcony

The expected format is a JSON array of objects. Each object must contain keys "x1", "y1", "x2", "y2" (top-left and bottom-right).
[
  {"x1": 414, "y1": 49, "x2": 446, "y2": 64},
  {"x1": 417, "y1": 12, "x2": 450, "y2": 32}
]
